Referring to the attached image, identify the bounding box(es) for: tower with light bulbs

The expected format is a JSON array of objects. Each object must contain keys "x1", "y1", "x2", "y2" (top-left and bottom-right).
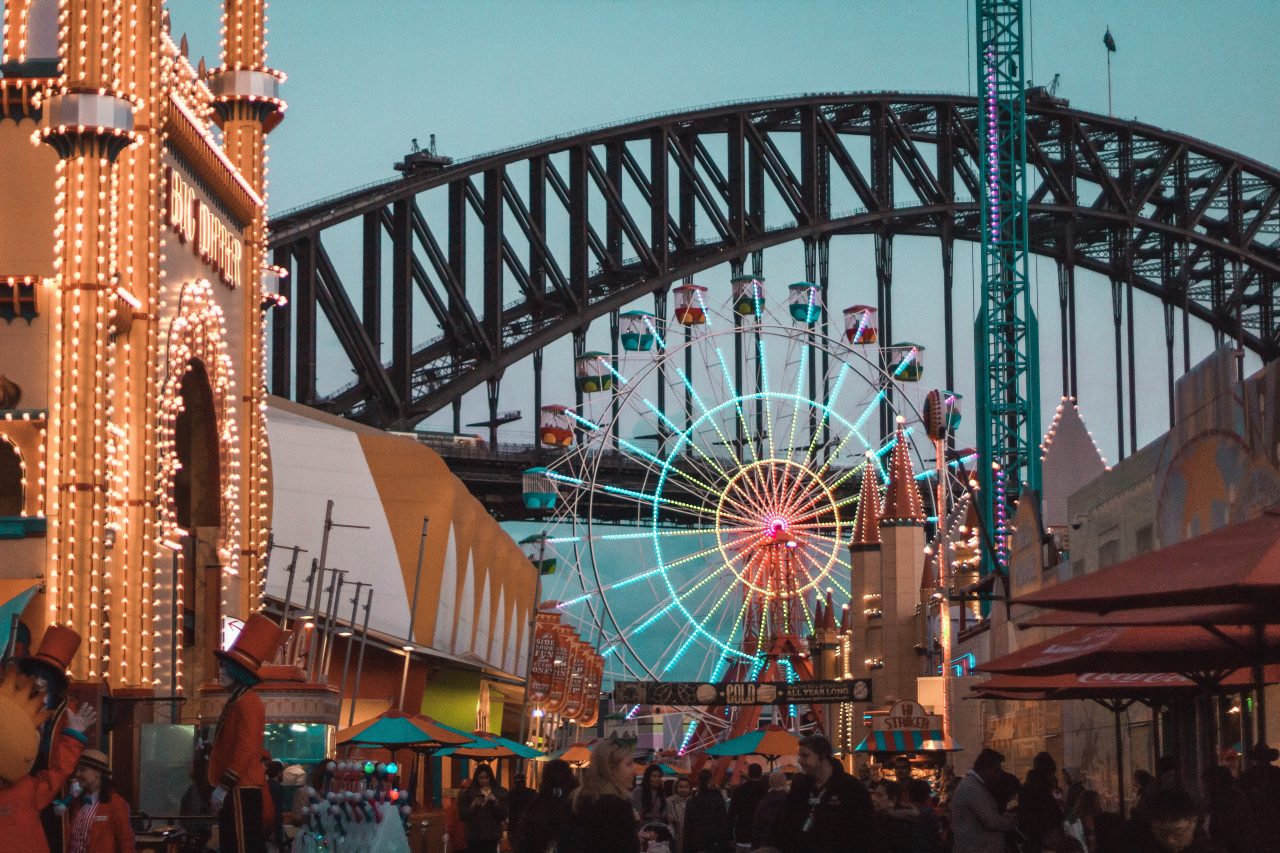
[{"x1": 0, "y1": 0, "x2": 282, "y2": 704}]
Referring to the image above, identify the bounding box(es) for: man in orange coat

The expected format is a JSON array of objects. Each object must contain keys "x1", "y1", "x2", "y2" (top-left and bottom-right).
[
  {"x1": 209, "y1": 613, "x2": 283, "y2": 853},
  {"x1": 66, "y1": 749, "x2": 134, "y2": 853},
  {"x1": 0, "y1": 663, "x2": 97, "y2": 853},
  {"x1": 18, "y1": 624, "x2": 81, "y2": 851}
]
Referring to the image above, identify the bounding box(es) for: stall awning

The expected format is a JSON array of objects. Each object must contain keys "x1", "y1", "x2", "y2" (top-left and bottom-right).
[{"x1": 853, "y1": 729, "x2": 958, "y2": 753}]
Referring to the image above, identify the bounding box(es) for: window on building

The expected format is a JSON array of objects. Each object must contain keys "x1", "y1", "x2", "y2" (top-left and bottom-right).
[
  {"x1": 1135, "y1": 525, "x2": 1154, "y2": 555},
  {"x1": 1098, "y1": 539, "x2": 1119, "y2": 570}
]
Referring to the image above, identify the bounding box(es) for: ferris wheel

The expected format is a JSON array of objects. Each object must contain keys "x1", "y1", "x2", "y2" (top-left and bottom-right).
[{"x1": 523, "y1": 276, "x2": 939, "y2": 696}]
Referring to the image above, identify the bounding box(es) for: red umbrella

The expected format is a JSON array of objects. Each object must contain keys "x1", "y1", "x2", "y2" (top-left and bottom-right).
[
  {"x1": 1016, "y1": 510, "x2": 1280, "y2": 613},
  {"x1": 974, "y1": 624, "x2": 1280, "y2": 679},
  {"x1": 972, "y1": 667, "x2": 1280, "y2": 698},
  {"x1": 1020, "y1": 603, "x2": 1275, "y2": 629}
]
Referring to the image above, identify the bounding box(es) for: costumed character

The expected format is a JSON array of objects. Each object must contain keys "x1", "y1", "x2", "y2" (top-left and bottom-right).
[
  {"x1": 18, "y1": 624, "x2": 82, "y2": 850},
  {"x1": 66, "y1": 749, "x2": 134, "y2": 853},
  {"x1": 208, "y1": 613, "x2": 283, "y2": 853},
  {"x1": 0, "y1": 663, "x2": 97, "y2": 853}
]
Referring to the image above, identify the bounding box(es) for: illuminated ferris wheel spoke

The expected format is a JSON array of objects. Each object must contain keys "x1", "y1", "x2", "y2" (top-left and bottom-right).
[
  {"x1": 794, "y1": 547, "x2": 851, "y2": 599},
  {"x1": 658, "y1": 577, "x2": 739, "y2": 676},
  {"x1": 675, "y1": 363, "x2": 745, "y2": 465},
  {"x1": 624, "y1": 558, "x2": 735, "y2": 641},
  {"x1": 782, "y1": 342, "x2": 811, "y2": 466},
  {"x1": 704, "y1": 345, "x2": 760, "y2": 466}
]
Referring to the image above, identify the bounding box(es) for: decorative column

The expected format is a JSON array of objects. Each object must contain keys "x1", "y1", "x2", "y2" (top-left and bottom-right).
[
  {"x1": 40, "y1": 0, "x2": 138, "y2": 680},
  {"x1": 207, "y1": 0, "x2": 285, "y2": 616}
]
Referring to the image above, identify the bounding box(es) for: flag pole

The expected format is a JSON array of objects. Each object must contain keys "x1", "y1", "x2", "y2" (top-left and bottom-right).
[{"x1": 1107, "y1": 48, "x2": 1113, "y2": 116}]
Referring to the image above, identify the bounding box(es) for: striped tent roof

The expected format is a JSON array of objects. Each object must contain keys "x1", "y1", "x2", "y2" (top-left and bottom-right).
[{"x1": 852, "y1": 729, "x2": 959, "y2": 753}]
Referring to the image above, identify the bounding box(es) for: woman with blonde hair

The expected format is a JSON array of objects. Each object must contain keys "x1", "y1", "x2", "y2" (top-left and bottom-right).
[{"x1": 564, "y1": 738, "x2": 640, "y2": 852}]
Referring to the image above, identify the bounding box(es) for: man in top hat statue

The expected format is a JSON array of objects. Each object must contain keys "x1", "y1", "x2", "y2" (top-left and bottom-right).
[
  {"x1": 18, "y1": 624, "x2": 82, "y2": 850},
  {"x1": 0, "y1": 662, "x2": 97, "y2": 853},
  {"x1": 209, "y1": 612, "x2": 283, "y2": 853}
]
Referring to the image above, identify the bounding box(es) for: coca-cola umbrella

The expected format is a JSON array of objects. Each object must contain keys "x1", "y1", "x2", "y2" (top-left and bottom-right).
[{"x1": 974, "y1": 624, "x2": 1280, "y2": 679}]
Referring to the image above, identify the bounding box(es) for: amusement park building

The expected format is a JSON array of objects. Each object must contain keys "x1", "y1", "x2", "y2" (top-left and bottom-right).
[
  {"x1": 0, "y1": 0, "x2": 278, "y2": 726},
  {"x1": 265, "y1": 397, "x2": 538, "y2": 738},
  {"x1": 972, "y1": 348, "x2": 1280, "y2": 807}
]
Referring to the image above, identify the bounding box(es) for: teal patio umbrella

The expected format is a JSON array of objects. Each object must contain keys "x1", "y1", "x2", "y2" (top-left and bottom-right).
[
  {"x1": 438, "y1": 732, "x2": 545, "y2": 760},
  {"x1": 705, "y1": 725, "x2": 800, "y2": 764}
]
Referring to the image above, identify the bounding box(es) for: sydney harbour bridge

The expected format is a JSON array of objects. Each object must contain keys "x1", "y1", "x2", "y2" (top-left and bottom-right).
[{"x1": 266, "y1": 91, "x2": 1280, "y2": 520}]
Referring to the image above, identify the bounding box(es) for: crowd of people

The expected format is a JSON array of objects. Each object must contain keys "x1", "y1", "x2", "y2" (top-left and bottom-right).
[
  {"x1": 948, "y1": 745, "x2": 1280, "y2": 853},
  {"x1": 444, "y1": 734, "x2": 1280, "y2": 853}
]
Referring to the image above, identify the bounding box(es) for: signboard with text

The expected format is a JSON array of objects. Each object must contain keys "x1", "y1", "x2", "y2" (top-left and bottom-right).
[{"x1": 613, "y1": 678, "x2": 871, "y2": 707}]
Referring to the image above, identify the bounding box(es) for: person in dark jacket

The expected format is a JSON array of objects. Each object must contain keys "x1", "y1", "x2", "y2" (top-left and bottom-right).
[
  {"x1": 727, "y1": 764, "x2": 767, "y2": 849},
  {"x1": 1017, "y1": 752, "x2": 1063, "y2": 850},
  {"x1": 565, "y1": 738, "x2": 640, "y2": 853},
  {"x1": 508, "y1": 772, "x2": 537, "y2": 842},
  {"x1": 751, "y1": 770, "x2": 789, "y2": 850},
  {"x1": 903, "y1": 779, "x2": 941, "y2": 853},
  {"x1": 459, "y1": 764, "x2": 509, "y2": 853},
  {"x1": 682, "y1": 769, "x2": 730, "y2": 853},
  {"x1": 1240, "y1": 743, "x2": 1280, "y2": 853},
  {"x1": 1199, "y1": 765, "x2": 1259, "y2": 853},
  {"x1": 1137, "y1": 788, "x2": 1214, "y2": 853},
  {"x1": 513, "y1": 759, "x2": 577, "y2": 853},
  {"x1": 770, "y1": 733, "x2": 874, "y2": 853}
]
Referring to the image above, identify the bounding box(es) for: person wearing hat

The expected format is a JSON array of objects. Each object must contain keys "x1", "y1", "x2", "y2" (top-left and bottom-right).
[
  {"x1": 66, "y1": 749, "x2": 133, "y2": 853},
  {"x1": 18, "y1": 624, "x2": 82, "y2": 851},
  {"x1": 208, "y1": 613, "x2": 283, "y2": 853},
  {"x1": 0, "y1": 663, "x2": 97, "y2": 853}
]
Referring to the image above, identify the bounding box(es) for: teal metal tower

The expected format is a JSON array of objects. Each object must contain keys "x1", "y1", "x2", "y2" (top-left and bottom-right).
[{"x1": 975, "y1": 0, "x2": 1041, "y2": 579}]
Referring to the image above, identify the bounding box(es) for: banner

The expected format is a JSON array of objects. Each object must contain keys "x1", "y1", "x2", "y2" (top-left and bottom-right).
[
  {"x1": 561, "y1": 641, "x2": 590, "y2": 719},
  {"x1": 613, "y1": 678, "x2": 871, "y2": 707},
  {"x1": 577, "y1": 655, "x2": 604, "y2": 727},
  {"x1": 528, "y1": 611, "x2": 561, "y2": 702},
  {"x1": 542, "y1": 625, "x2": 578, "y2": 715}
]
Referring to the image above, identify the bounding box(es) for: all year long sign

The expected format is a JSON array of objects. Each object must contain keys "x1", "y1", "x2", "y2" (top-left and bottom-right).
[{"x1": 613, "y1": 678, "x2": 872, "y2": 707}]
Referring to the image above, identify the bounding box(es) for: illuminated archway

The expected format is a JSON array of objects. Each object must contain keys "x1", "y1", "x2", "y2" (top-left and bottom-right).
[{"x1": 157, "y1": 279, "x2": 242, "y2": 692}]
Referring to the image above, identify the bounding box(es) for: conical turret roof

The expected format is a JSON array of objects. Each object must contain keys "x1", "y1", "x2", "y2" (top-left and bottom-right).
[
  {"x1": 850, "y1": 454, "x2": 882, "y2": 548},
  {"x1": 822, "y1": 591, "x2": 837, "y2": 630},
  {"x1": 882, "y1": 419, "x2": 925, "y2": 525}
]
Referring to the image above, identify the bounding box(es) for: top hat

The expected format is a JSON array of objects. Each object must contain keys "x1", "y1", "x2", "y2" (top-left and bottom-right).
[
  {"x1": 1249, "y1": 742, "x2": 1280, "y2": 763},
  {"x1": 18, "y1": 625, "x2": 81, "y2": 680},
  {"x1": 78, "y1": 749, "x2": 111, "y2": 775},
  {"x1": 213, "y1": 613, "x2": 284, "y2": 678}
]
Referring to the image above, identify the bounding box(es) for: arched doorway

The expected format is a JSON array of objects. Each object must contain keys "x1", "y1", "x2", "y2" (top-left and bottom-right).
[
  {"x1": 173, "y1": 359, "x2": 223, "y2": 696},
  {"x1": 0, "y1": 439, "x2": 22, "y2": 516}
]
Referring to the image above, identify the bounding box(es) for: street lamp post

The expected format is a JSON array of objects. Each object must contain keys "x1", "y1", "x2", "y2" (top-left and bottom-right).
[
  {"x1": 399, "y1": 517, "x2": 429, "y2": 711},
  {"x1": 517, "y1": 537, "x2": 546, "y2": 757}
]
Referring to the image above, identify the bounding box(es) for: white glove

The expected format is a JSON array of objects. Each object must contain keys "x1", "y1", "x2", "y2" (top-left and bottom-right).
[{"x1": 211, "y1": 785, "x2": 228, "y2": 811}]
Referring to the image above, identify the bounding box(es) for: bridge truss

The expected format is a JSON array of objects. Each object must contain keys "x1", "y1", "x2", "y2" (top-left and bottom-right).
[{"x1": 268, "y1": 92, "x2": 1280, "y2": 463}]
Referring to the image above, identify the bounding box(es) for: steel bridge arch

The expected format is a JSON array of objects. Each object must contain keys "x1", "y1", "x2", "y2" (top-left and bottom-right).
[{"x1": 268, "y1": 92, "x2": 1280, "y2": 450}]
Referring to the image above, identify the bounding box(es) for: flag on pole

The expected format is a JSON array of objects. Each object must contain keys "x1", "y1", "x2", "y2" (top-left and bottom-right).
[{"x1": 1103, "y1": 27, "x2": 1117, "y2": 52}]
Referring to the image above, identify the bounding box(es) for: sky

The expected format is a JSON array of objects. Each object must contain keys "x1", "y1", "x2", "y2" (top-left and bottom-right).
[{"x1": 167, "y1": 1, "x2": 1280, "y2": 680}]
